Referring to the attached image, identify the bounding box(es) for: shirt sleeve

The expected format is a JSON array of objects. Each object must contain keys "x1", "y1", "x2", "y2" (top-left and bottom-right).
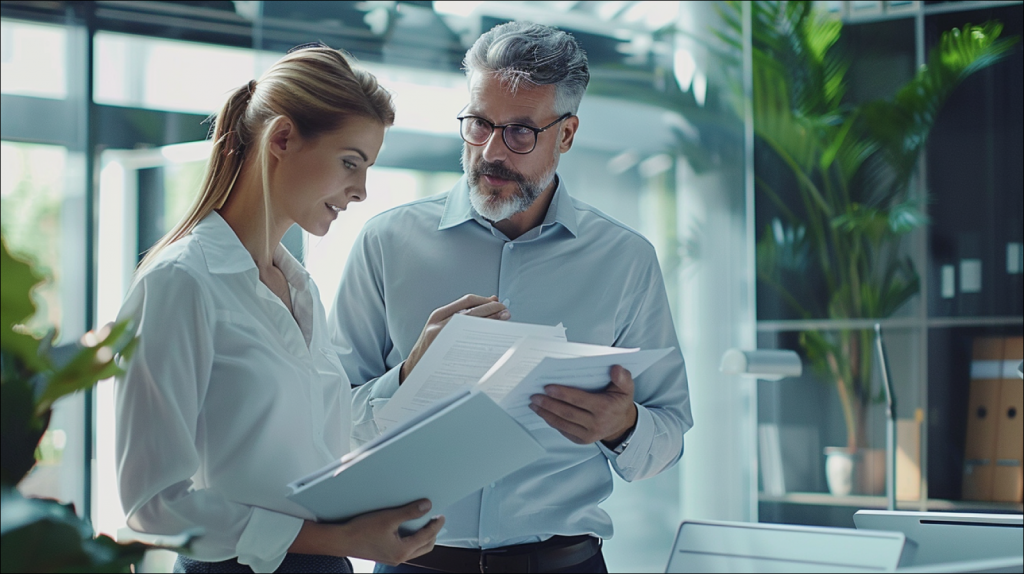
[
  {"x1": 328, "y1": 224, "x2": 400, "y2": 447},
  {"x1": 603, "y1": 252, "x2": 694, "y2": 482},
  {"x1": 114, "y1": 264, "x2": 303, "y2": 573}
]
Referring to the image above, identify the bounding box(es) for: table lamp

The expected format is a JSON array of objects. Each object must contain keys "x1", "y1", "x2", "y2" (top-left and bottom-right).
[{"x1": 719, "y1": 349, "x2": 803, "y2": 380}]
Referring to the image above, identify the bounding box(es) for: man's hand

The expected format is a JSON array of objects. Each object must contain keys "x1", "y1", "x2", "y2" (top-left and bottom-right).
[
  {"x1": 528, "y1": 365, "x2": 638, "y2": 446},
  {"x1": 401, "y1": 295, "x2": 509, "y2": 383}
]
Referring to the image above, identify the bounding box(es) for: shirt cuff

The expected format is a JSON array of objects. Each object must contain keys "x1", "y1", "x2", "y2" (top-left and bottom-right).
[
  {"x1": 235, "y1": 508, "x2": 304, "y2": 573},
  {"x1": 369, "y1": 362, "x2": 402, "y2": 401},
  {"x1": 599, "y1": 402, "x2": 654, "y2": 472}
]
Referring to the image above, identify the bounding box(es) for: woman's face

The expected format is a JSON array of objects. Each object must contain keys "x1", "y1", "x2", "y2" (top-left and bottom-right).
[{"x1": 272, "y1": 115, "x2": 386, "y2": 237}]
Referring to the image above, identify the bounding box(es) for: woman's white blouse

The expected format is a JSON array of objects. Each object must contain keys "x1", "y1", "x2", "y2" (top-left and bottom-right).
[{"x1": 114, "y1": 213, "x2": 352, "y2": 573}]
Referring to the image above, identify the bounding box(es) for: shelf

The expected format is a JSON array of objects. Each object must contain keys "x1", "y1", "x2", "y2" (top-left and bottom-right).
[
  {"x1": 756, "y1": 316, "x2": 1023, "y2": 333},
  {"x1": 759, "y1": 492, "x2": 1024, "y2": 513}
]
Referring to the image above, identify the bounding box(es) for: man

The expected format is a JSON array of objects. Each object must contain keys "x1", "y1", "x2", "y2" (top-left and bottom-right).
[{"x1": 330, "y1": 21, "x2": 692, "y2": 574}]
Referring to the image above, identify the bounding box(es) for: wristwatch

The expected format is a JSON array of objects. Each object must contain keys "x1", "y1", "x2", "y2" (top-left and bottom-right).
[{"x1": 610, "y1": 427, "x2": 635, "y2": 455}]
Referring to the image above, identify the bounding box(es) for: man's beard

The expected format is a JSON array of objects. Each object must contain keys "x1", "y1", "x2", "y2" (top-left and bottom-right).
[{"x1": 463, "y1": 145, "x2": 557, "y2": 223}]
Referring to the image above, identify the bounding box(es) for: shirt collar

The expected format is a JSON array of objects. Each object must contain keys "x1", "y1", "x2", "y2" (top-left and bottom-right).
[
  {"x1": 438, "y1": 174, "x2": 579, "y2": 238},
  {"x1": 192, "y1": 212, "x2": 310, "y2": 286},
  {"x1": 192, "y1": 211, "x2": 259, "y2": 275},
  {"x1": 273, "y1": 241, "x2": 311, "y2": 294}
]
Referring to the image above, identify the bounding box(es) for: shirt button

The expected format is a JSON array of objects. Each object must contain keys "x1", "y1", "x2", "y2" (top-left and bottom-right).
[
  {"x1": 489, "y1": 482, "x2": 496, "y2": 488},
  {"x1": 506, "y1": 243, "x2": 514, "y2": 250},
  {"x1": 483, "y1": 537, "x2": 491, "y2": 544}
]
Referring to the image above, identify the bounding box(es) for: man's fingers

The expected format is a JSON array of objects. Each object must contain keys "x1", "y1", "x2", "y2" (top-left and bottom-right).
[
  {"x1": 531, "y1": 394, "x2": 591, "y2": 423},
  {"x1": 556, "y1": 429, "x2": 587, "y2": 445},
  {"x1": 609, "y1": 365, "x2": 635, "y2": 392},
  {"x1": 457, "y1": 301, "x2": 508, "y2": 318},
  {"x1": 540, "y1": 385, "x2": 603, "y2": 413},
  {"x1": 436, "y1": 294, "x2": 498, "y2": 318},
  {"x1": 530, "y1": 403, "x2": 590, "y2": 440}
]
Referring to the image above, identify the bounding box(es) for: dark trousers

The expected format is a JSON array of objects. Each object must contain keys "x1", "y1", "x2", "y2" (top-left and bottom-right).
[
  {"x1": 173, "y1": 553, "x2": 353, "y2": 573},
  {"x1": 373, "y1": 550, "x2": 608, "y2": 574}
]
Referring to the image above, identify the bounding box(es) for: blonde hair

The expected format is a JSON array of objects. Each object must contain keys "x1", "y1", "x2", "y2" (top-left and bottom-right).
[{"x1": 139, "y1": 45, "x2": 395, "y2": 271}]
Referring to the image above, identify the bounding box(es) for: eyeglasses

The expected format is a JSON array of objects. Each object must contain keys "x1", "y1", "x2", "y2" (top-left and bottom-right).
[{"x1": 457, "y1": 111, "x2": 573, "y2": 154}]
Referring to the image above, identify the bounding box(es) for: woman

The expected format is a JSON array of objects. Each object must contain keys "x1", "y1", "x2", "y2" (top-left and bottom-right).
[{"x1": 113, "y1": 45, "x2": 450, "y2": 574}]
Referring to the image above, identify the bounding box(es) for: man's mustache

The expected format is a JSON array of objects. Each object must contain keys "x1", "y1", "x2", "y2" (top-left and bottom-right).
[{"x1": 472, "y1": 161, "x2": 526, "y2": 186}]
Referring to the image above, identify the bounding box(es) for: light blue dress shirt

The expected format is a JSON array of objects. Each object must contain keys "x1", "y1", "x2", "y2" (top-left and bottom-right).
[{"x1": 330, "y1": 175, "x2": 693, "y2": 549}]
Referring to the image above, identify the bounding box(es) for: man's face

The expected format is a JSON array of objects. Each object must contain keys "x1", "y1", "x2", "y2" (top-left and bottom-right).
[{"x1": 461, "y1": 72, "x2": 567, "y2": 222}]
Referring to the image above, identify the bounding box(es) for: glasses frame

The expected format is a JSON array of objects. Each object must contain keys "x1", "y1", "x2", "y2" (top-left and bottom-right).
[{"x1": 456, "y1": 111, "x2": 574, "y2": 154}]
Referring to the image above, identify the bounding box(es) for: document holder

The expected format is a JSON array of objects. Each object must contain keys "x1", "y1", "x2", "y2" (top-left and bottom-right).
[{"x1": 287, "y1": 389, "x2": 546, "y2": 533}]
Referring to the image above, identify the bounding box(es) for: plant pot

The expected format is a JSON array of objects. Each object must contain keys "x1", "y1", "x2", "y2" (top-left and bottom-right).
[
  {"x1": 824, "y1": 447, "x2": 856, "y2": 496},
  {"x1": 824, "y1": 447, "x2": 886, "y2": 496}
]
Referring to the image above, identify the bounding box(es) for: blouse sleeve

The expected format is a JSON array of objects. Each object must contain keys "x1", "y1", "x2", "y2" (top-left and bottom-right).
[{"x1": 114, "y1": 263, "x2": 303, "y2": 573}]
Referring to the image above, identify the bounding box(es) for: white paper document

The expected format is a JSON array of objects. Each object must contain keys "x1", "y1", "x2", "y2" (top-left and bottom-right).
[
  {"x1": 374, "y1": 314, "x2": 566, "y2": 430},
  {"x1": 476, "y1": 338, "x2": 635, "y2": 402},
  {"x1": 375, "y1": 315, "x2": 673, "y2": 432},
  {"x1": 489, "y1": 345, "x2": 674, "y2": 430},
  {"x1": 287, "y1": 389, "x2": 545, "y2": 533}
]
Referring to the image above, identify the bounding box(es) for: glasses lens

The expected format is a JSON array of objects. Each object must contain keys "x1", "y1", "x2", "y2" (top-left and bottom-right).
[
  {"x1": 462, "y1": 117, "x2": 493, "y2": 145},
  {"x1": 503, "y1": 125, "x2": 536, "y2": 153}
]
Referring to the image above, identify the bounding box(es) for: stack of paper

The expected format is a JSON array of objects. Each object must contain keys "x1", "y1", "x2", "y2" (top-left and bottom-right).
[{"x1": 376, "y1": 314, "x2": 672, "y2": 431}]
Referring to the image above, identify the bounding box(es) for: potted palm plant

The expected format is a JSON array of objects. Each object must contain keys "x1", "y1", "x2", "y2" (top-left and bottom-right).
[{"x1": 718, "y1": 1, "x2": 1017, "y2": 495}]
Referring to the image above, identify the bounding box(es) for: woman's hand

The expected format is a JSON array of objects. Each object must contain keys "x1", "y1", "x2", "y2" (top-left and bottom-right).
[
  {"x1": 290, "y1": 499, "x2": 444, "y2": 565},
  {"x1": 400, "y1": 294, "x2": 509, "y2": 383}
]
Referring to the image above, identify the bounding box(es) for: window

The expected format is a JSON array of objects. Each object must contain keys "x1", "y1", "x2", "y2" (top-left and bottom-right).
[{"x1": 1, "y1": 20, "x2": 67, "y2": 99}]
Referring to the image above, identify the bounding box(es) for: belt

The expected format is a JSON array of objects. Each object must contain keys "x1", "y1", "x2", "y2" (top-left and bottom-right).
[{"x1": 405, "y1": 535, "x2": 602, "y2": 573}]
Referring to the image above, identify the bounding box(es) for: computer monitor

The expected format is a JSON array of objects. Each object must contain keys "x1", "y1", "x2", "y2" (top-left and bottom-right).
[
  {"x1": 854, "y1": 510, "x2": 1023, "y2": 567},
  {"x1": 664, "y1": 519, "x2": 906, "y2": 573}
]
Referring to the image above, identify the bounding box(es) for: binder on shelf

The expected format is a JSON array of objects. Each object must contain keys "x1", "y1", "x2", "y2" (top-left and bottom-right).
[
  {"x1": 286, "y1": 389, "x2": 546, "y2": 533},
  {"x1": 992, "y1": 337, "x2": 1023, "y2": 503},
  {"x1": 961, "y1": 337, "x2": 1004, "y2": 501},
  {"x1": 896, "y1": 412, "x2": 922, "y2": 501}
]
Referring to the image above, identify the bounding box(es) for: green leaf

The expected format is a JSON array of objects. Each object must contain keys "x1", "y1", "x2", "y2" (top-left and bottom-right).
[
  {"x1": 1, "y1": 238, "x2": 47, "y2": 372},
  {"x1": 0, "y1": 238, "x2": 42, "y2": 329},
  {"x1": 36, "y1": 321, "x2": 138, "y2": 417},
  {"x1": 0, "y1": 363, "x2": 48, "y2": 486},
  {"x1": 888, "y1": 201, "x2": 929, "y2": 234},
  {"x1": 1, "y1": 485, "x2": 147, "y2": 573},
  {"x1": 832, "y1": 203, "x2": 888, "y2": 244}
]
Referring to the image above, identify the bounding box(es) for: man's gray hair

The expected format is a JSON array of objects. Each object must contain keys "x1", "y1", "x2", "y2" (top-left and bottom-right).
[{"x1": 463, "y1": 21, "x2": 590, "y2": 115}]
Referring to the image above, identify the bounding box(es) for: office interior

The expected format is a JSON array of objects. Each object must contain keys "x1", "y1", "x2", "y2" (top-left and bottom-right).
[{"x1": 0, "y1": 1, "x2": 1021, "y2": 572}]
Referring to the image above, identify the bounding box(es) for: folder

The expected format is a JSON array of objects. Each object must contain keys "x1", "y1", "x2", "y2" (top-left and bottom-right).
[
  {"x1": 896, "y1": 413, "x2": 922, "y2": 501},
  {"x1": 992, "y1": 337, "x2": 1023, "y2": 503},
  {"x1": 962, "y1": 337, "x2": 1004, "y2": 501},
  {"x1": 287, "y1": 389, "x2": 546, "y2": 533}
]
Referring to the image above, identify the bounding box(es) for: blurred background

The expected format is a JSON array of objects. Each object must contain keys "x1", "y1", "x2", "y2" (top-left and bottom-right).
[{"x1": 1, "y1": 1, "x2": 1020, "y2": 572}]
